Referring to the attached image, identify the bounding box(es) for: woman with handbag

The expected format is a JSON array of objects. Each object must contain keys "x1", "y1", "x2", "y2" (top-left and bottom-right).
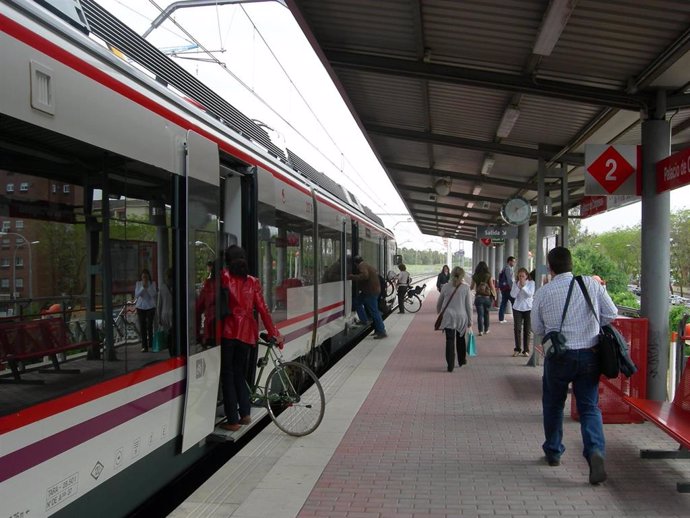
[{"x1": 436, "y1": 266, "x2": 472, "y2": 372}]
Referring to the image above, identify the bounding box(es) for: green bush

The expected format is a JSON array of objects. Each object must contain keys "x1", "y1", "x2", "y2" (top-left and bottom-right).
[
  {"x1": 609, "y1": 291, "x2": 640, "y2": 309},
  {"x1": 670, "y1": 305, "x2": 690, "y2": 337}
]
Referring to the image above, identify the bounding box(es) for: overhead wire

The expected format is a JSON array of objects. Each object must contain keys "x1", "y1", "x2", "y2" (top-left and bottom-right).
[{"x1": 143, "y1": 1, "x2": 392, "y2": 216}]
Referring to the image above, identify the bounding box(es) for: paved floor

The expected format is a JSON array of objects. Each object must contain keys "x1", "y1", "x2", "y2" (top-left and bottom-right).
[{"x1": 173, "y1": 289, "x2": 690, "y2": 517}]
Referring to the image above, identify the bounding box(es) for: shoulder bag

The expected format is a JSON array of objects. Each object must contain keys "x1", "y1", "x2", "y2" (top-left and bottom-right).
[
  {"x1": 542, "y1": 277, "x2": 577, "y2": 359},
  {"x1": 575, "y1": 276, "x2": 635, "y2": 379},
  {"x1": 434, "y1": 284, "x2": 460, "y2": 331}
]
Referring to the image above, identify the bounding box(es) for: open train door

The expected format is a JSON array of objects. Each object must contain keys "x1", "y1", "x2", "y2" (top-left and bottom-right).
[{"x1": 180, "y1": 130, "x2": 222, "y2": 453}]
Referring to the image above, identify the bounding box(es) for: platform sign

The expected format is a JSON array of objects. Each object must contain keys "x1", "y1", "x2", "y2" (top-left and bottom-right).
[
  {"x1": 656, "y1": 147, "x2": 690, "y2": 193},
  {"x1": 477, "y1": 225, "x2": 518, "y2": 240},
  {"x1": 580, "y1": 196, "x2": 607, "y2": 218},
  {"x1": 480, "y1": 238, "x2": 492, "y2": 246},
  {"x1": 585, "y1": 145, "x2": 640, "y2": 196}
]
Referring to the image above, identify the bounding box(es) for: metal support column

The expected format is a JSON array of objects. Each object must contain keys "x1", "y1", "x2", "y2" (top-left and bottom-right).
[
  {"x1": 505, "y1": 238, "x2": 515, "y2": 259},
  {"x1": 518, "y1": 223, "x2": 530, "y2": 272},
  {"x1": 641, "y1": 91, "x2": 671, "y2": 401}
]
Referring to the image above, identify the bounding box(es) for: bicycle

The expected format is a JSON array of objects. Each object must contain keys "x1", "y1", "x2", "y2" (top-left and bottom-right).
[
  {"x1": 248, "y1": 333, "x2": 326, "y2": 436},
  {"x1": 401, "y1": 284, "x2": 426, "y2": 313}
]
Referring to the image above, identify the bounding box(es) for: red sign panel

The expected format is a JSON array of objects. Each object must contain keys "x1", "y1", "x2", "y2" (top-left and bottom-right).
[
  {"x1": 656, "y1": 147, "x2": 690, "y2": 193},
  {"x1": 587, "y1": 146, "x2": 635, "y2": 194},
  {"x1": 580, "y1": 196, "x2": 607, "y2": 219},
  {"x1": 480, "y1": 238, "x2": 492, "y2": 246}
]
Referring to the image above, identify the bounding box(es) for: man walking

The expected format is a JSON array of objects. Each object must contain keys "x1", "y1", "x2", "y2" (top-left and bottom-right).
[
  {"x1": 532, "y1": 247, "x2": 617, "y2": 485},
  {"x1": 498, "y1": 256, "x2": 516, "y2": 323},
  {"x1": 349, "y1": 256, "x2": 387, "y2": 339}
]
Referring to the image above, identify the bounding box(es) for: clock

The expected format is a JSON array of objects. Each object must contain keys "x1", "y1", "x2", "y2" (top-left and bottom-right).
[{"x1": 501, "y1": 196, "x2": 531, "y2": 225}]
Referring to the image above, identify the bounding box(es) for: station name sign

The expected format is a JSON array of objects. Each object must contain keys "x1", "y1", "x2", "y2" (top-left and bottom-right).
[
  {"x1": 476, "y1": 225, "x2": 518, "y2": 239},
  {"x1": 657, "y1": 147, "x2": 690, "y2": 193}
]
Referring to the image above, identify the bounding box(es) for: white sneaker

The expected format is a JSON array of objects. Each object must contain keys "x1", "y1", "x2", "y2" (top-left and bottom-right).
[
  {"x1": 478, "y1": 332, "x2": 483, "y2": 336},
  {"x1": 484, "y1": 329, "x2": 490, "y2": 334},
  {"x1": 499, "y1": 320, "x2": 508, "y2": 324}
]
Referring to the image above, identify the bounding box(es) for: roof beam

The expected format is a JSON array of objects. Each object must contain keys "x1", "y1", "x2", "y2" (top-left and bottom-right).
[
  {"x1": 404, "y1": 197, "x2": 499, "y2": 216},
  {"x1": 386, "y1": 161, "x2": 538, "y2": 190},
  {"x1": 400, "y1": 184, "x2": 510, "y2": 206},
  {"x1": 367, "y1": 124, "x2": 584, "y2": 165},
  {"x1": 324, "y1": 49, "x2": 646, "y2": 110}
]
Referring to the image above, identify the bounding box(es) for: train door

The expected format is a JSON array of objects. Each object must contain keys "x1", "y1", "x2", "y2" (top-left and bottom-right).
[{"x1": 180, "y1": 130, "x2": 221, "y2": 453}]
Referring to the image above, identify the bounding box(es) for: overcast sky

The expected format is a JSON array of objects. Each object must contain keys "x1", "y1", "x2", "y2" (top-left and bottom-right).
[{"x1": 98, "y1": 0, "x2": 689, "y2": 253}]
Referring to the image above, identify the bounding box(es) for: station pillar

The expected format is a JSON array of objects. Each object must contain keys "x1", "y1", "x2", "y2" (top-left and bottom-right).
[{"x1": 641, "y1": 91, "x2": 671, "y2": 401}]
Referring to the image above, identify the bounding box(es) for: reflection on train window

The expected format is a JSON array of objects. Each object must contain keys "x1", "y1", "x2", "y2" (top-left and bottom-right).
[
  {"x1": 0, "y1": 132, "x2": 177, "y2": 416},
  {"x1": 359, "y1": 233, "x2": 380, "y2": 268},
  {"x1": 319, "y1": 224, "x2": 342, "y2": 283},
  {"x1": 257, "y1": 201, "x2": 314, "y2": 323}
]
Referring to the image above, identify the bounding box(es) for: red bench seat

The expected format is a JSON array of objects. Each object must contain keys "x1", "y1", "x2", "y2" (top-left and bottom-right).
[{"x1": 625, "y1": 359, "x2": 690, "y2": 491}]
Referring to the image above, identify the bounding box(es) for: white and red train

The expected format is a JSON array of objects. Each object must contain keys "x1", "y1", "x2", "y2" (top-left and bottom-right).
[{"x1": 0, "y1": 1, "x2": 396, "y2": 516}]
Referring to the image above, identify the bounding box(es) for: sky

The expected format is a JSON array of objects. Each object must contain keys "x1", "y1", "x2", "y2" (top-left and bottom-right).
[{"x1": 97, "y1": 0, "x2": 689, "y2": 254}]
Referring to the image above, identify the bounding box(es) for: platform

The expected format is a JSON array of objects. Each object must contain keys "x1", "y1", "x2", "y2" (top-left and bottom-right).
[{"x1": 171, "y1": 289, "x2": 690, "y2": 517}]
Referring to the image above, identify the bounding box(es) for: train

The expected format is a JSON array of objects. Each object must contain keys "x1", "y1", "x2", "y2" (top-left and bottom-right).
[{"x1": 0, "y1": 1, "x2": 397, "y2": 516}]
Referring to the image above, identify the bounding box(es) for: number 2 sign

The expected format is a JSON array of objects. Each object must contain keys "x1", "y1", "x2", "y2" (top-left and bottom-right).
[{"x1": 585, "y1": 145, "x2": 640, "y2": 196}]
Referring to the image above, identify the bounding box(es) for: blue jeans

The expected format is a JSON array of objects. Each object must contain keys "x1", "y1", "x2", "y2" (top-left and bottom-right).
[
  {"x1": 542, "y1": 348, "x2": 605, "y2": 461},
  {"x1": 355, "y1": 293, "x2": 386, "y2": 335},
  {"x1": 498, "y1": 291, "x2": 514, "y2": 321},
  {"x1": 474, "y1": 296, "x2": 492, "y2": 333}
]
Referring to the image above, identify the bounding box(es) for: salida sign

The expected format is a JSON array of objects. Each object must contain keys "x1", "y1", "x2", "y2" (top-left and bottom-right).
[{"x1": 656, "y1": 147, "x2": 690, "y2": 193}]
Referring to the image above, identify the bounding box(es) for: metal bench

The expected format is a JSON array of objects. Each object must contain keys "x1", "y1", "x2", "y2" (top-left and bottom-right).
[
  {"x1": 0, "y1": 319, "x2": 97, "y2": 383},
  {"x1": 625, "y1": 359, "x2": 690, "y2": 492}
]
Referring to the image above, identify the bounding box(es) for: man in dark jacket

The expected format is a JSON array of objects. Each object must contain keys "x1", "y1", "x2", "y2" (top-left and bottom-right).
[{"x1": 349, "y1": 256, "x2": 387, "y2": 339}]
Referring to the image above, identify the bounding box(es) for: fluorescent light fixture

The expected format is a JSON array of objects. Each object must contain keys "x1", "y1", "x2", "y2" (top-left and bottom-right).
[
  {"x1": 463, "y1": 212, "x2": 469, "y2": 217},
  {"x1": 472, "y1": 185, "x2": 482, "y2": 196},
  {"x1": 480, "y1": 155, "x2": 495, "y2": 175},
  {"x1": 533, "y1": 0, "x2": 576, "y2": 56},
  {"x1": 466, "y1": 201, "x2": 474, "y2": 209},
  {"x1": 496, "y1": 107, "x2": 520, "y2": 138}
]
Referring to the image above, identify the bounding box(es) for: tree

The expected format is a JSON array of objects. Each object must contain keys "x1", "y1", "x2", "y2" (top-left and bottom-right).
[
  {"x1": 572, "y1": 245, "x2": 627, "y2": 294},
  {"x1": 670, "y1": 210, "x2": 690, "y2": 296}
]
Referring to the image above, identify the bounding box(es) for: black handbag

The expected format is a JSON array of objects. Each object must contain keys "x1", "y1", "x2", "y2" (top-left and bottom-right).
[
  {"x1": 574, "y1": 276, "x2": 631, "y2": 379},
  {"x1": 542, "y1": 277, "x2": 576, "y2": 359}
]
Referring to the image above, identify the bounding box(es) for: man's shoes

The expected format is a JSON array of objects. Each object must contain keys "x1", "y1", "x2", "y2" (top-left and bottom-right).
[
  {"x1": 239, "y1": 415, "x2": 252, "y2": 425},
  {"x1": 478, "y1": 332, "x2": 483, "y2": 336},
  {"x1": 513, "y1": 351, "x2": 520, "y2": 357},
  {"x1": 521, "y1": 351, "x2": 529, "y2": 356},
  {"x1": 546, "y1": 456, "x2": 560, "y2": 467},
  {"x1": 141, "y1": 348, "x2": 148, "y2": 353},
  {"x1": 220, "y1": 423, "x2": 241, "y2": 432},
  {"x1": 447, "y1": 366, "x2": 453, "y2": 372},
  {"x1": 588, "y1": 452, "x2": 607, "y2": 485},
  {"x1": 398, "y1": 311, "x2": 405, "y2": 314},
  {"x1": 484, "y1": 329, "x2": 490, "y2": 334},
  {"x1": 373, "y1": 333, "x2": 387, "y2": 339},
  {"x1": 499, "y1": 320, "x2": 508, "y2": 324}
]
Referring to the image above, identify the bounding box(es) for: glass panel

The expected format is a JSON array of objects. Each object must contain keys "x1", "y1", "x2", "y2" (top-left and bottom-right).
[
  {"x1": 188, "y1": 177, "x2": 219, "y2": 355},
  {"x1": 257, "y1": 200, "x2": 314, "y2": 324},
  {"x1": 0, "y1": 128, "x2": 176, "y2": 416}
]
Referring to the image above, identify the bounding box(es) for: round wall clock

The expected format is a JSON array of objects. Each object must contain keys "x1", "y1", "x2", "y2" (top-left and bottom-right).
[{"x1": 500, "y1": 196, "x2": 531, "y2": 225}]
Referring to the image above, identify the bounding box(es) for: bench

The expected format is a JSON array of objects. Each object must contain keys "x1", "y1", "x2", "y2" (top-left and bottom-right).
[
  {"x1": 624, "y1": 358, "x2": 690, "y2": 492},
  {"x1": 0, "y1": 318, "x2": 97, "y2": 383}
]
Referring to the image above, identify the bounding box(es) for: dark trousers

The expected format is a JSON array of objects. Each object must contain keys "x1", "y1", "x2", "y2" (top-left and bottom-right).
[
  {"x1": 445, "y1": 329, "x2": 466, "y2": 371},
  {"x1": 498, "y1": 291, "x2": 515, "y2": 321},
  {"x1": 474, "y1": 296, "x2": 492, "y2": 333},
  {"x1": 397, "y1": 285, "x2": 408, "y2": 312},
  {"x1": 137, "y1": 308, "x2": 155, "y2": 350},
  {"x1": 221, "y1": 338, "x2": 251, "y2": 424},
  {"x1": 513, "y1": 309, "x2": 532, "y2": 352}
]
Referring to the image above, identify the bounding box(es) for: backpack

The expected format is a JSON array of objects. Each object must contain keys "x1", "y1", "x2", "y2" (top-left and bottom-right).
[
  {"x1": 498, "y1": 269, "x2": 509, "y2": 291},
  {"x1": 474, "y1": 274, "x2": 492, "y2": 297}
]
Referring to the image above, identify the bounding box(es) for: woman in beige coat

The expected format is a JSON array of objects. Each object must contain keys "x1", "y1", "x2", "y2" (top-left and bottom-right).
[{"x1": 436, "y1": 267, "x2": 473, "y2": 372}]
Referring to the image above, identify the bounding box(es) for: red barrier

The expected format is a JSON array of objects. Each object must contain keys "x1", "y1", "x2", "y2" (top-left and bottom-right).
[{"x1": 571, "y1": 317, "x2": 648, "y2": 424}]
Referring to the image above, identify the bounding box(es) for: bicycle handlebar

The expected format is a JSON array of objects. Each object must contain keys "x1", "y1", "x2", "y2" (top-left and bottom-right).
[{"x1": 259, "y1": 332, "x2": 284, "y2": 349}]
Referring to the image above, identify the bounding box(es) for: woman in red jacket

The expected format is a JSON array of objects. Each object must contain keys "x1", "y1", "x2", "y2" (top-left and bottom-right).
[{"x1": 219, "y1": 245, "x2": 283, "y2": 432}]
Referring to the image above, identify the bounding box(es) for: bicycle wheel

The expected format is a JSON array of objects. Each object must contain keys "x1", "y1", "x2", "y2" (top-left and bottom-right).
[
  {"x1": 386, "y1": 280, "x2": 395, "y2": 297},
  {"x1": 265, "y1": 361, "x2": 325, "y2": 436},
  {"x1": 404, "y1": 294, "x2": 422, "y2": 313}
]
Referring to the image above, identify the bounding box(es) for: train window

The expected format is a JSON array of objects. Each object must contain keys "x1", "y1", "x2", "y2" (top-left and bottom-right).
[
  {"x1": 257, "y1": 200, "x2": 314, "y2": 324},
  {"x1": 0, "y1": 143, "x2": 177, "y2": 416}
]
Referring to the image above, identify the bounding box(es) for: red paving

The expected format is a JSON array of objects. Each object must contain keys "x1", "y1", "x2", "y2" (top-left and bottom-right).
[{"x1": 297, "y1": 289, "x2": 690, "y2": 518}]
